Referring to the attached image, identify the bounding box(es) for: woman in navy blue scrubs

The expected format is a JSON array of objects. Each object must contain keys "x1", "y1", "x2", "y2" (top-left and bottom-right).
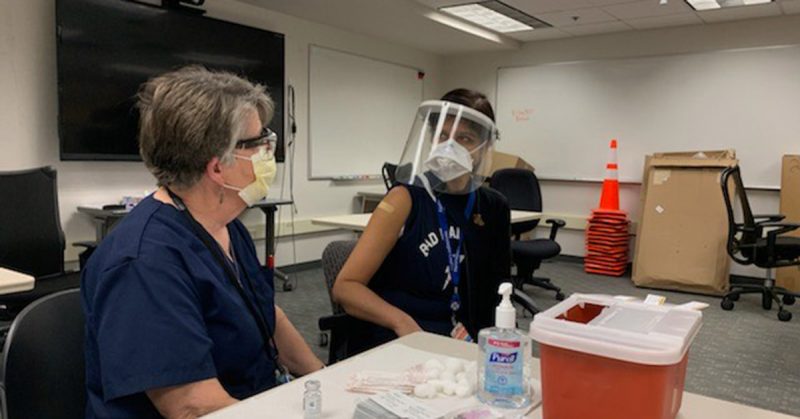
[{"x1": 81, "y1": 66, "x2": 324, "y2": 418}]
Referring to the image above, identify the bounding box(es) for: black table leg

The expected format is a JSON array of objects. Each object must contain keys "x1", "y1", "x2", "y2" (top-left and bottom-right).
[{"x1": 262, "y1": 205, "x2": 293, "y2": 292}]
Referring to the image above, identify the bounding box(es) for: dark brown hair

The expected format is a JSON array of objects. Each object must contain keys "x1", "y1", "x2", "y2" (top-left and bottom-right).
[{"x1": 441, "y1": 88, "x2": 495, "y2": 122}]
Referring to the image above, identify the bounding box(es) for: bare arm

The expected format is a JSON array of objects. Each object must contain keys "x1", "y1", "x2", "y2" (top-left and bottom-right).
[
  {"x1": 274, "y1": 306, "x2": 325, "y2": 374},
  {"x1": 146, "y1": 378, "x2": 237, "y2": 419},
  {"x1": 332, "y1": 187, "x2": 422, "y2": 337}
]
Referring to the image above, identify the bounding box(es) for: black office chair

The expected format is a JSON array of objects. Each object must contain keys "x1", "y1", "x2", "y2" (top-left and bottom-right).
[
  {"x1": 0, "y1": 289, "x2": 86, "y2": 419},
  {"x1": 489, "y1": 168, "x2": 566, "y2": 301},
  {"x1": 318, "y1": 240, "x2": 539, "y2": 364},
  {"x1": 720, "y1": 166, "x2": 800, "y2": 322},
  {"x1": 382, "y1": 162, "x2": 398, "y2": 191},
  {"x1": 0, "y1": 167, "x2": 90, "y2": 320}
]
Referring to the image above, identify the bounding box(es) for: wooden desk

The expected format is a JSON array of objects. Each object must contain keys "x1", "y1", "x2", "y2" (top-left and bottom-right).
[
  {"x1": 204, "y1": 332, "x2": 795, "y2": 419},
  {"x1": 311, "y1": 210, "x2": 542, "y2": 232},
  {"x1": 0, "y1": 267, "x2": 35, "y2": 295}
]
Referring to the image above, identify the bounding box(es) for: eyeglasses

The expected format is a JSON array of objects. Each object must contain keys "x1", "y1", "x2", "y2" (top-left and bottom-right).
[{"x1": 235, "y1": 127, "x2": 277, "y2": 150}]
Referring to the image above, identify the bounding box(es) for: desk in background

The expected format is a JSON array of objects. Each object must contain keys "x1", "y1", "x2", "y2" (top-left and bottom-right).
[
  {"x1": 311, "y1": 210, "x2": 542, "y2": 232},
  {"x1": 204, "y1": 332, "x2": 795, "y2": 419},
  {"x1": 77, "y1": 199, "x2": 295, "y2": 291},
  {"x1": 356, "y1": 191, "x2": 385, "y2": 213},
  {"x1": 0, "y1": 268, "x2": 35, "y2": 295}
]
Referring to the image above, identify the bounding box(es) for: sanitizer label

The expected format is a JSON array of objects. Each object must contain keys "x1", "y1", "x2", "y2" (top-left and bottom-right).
[{"x1": 484, "y1": 338, "x2": 524, "y2": 396}]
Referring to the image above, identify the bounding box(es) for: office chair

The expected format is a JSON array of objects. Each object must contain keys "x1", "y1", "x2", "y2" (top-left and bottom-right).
[
  {"x1": 318, "y1": 240, "x2": 539, "y2": 364},
  {"x1": 720, "y1": 166, "x2": 800, "y2": 322},
  {"x1": 382, "y1": 162, "x2": 398, "y2": 191},
  {"x1": 0, "y1": 289, "x2": 86, "y2": 419},
  {"x1": 0, "y1": 167, "x2": 90, "y2": 320},
  {"x1": 489, "y1": 168, "x2": 566, "y2": 301}
]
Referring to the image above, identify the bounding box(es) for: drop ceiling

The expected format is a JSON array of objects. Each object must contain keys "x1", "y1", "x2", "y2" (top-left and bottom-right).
[{"x1": 241, "y1": 0, "x2": 800, "y2": 54}]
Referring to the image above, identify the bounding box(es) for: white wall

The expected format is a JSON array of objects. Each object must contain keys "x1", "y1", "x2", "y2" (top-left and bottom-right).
[
  {"x1": 0, "y1": 0, "x2": 444, "y2": 268},
  {"x1": 441, "y1": 14, "x2": 800, "y2": 277}
]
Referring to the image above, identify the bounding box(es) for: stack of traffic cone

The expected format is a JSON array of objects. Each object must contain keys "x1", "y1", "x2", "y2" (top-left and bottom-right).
[{"x1": 585, "y1": 139, "x2": 630, "y2": 277}]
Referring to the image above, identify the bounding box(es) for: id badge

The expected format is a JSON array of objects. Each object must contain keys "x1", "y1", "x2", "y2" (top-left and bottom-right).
[
  {"x1": 275, "y1": 365, "x2": 293, "y2": 384},
  {"x1": 450, "y1": 322, "x2": 473, "y2": 342}
]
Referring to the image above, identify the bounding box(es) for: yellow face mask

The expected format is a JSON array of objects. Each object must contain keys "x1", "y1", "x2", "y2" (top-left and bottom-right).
[{"x1": 225, "y1": 146, "x2": 277, "y2": 206}]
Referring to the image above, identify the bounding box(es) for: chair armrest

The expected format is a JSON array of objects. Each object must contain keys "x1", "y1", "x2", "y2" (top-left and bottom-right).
[
  {"x1": 72, "y1": 241, "x2": 97, "y2": 250},
  {"x1": 511, "y1": 289, "x2": 540, "y2": 316},
  {"x1": 756, "y1": 222, "x2": 800, "y2": 260},
  {"x1": 318, "y1": 313, "x2": 353, "y2": 332},
  {"x1": 753, "y1": 214, "x2": 786, "y2": 223},
  {"x1": 545, "y1": 219, "x2": 566, "y2": 241}
]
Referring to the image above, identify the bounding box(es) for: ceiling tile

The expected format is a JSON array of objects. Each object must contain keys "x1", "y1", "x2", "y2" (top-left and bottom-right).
[
  {"x1": 625, "y1": 12, "x2": 704, "y2": 29},
  {"x1": 781, "y1": 0, "x2": 800, "y2": 14},
  {"x1": 697, "y1": 2, "x2": 782, "y2": 22},
  {"x1": 502, "y1": 0, "x2": 595, "y2": 14},
  {"x1": 536, "y1": 7, "x2": 619, "y2": 27},
  {"x1": 561, "y1": 20, "x2": 633, "y2": 35},
  {"x1": 603, "y1": 0, "x2": 694, "y2": 19},
  {"x1": 507, "y1": 27, "x2": 573, "y2": 41}
]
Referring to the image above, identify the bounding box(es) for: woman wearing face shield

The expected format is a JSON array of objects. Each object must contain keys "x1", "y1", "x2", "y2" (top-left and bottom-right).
[
  {"x1": 81, "y1": 66, "x2": 324, "y2": 419},
  {"x1": 333, "y1": 89, "x2": 511, "y2": 353}
]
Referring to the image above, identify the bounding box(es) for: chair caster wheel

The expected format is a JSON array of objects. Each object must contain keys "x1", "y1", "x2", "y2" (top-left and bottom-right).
[
  {"x1": 778, "y1": 309, "x2": 792, "y2": 322},
  {"x1": 283, "y1": 282, "x2": 294, "y2": 292},
  {"x1": 555, "y1": 292, "x2": 565, "y2": 301},
  {"x1": 728, "y1": 293, "x2": 739, "y2": 302},
  {"x1": 783, "y1": 295, "x2": 796, "y2": 306},
  {"x1": 721, "y1": 298, "x2": 734, "y2": 311}
]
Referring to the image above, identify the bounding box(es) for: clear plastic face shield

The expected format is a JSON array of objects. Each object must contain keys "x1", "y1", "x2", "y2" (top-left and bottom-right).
[{"x1": 394, "y1": 100, "x2": 498, "y2": 195}]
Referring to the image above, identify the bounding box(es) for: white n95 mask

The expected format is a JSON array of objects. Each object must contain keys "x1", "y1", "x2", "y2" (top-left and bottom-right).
[
  {"x1": 424, "y1": 139, "x2": 473, "y2": 182},
  {"x1": 394, "y1": 100, "x2": 499, "y2": 195},
  {"x1": 225, "y1": 146, "x2": 277, "y2": 207}
]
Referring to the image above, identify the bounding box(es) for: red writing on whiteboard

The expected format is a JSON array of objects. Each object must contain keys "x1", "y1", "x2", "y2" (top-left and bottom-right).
[{"x1": 512, "y1": 109, "x2": 534, "y2": 122}]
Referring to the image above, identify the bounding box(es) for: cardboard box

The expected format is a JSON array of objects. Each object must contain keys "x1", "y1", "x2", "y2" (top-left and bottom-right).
[
  {"x1": 489, "y1": 151, "x2": 535, "y2": 174},
  {"x1": 777, "y1": 155, "x2": 800, "y2": 292},
  {"x1": 632, "y1": 150, "x2": 738, "y2": 295}
]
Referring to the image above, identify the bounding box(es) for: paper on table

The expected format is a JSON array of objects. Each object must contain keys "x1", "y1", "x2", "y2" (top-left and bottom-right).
[
  {"x1": 370, "y1": 392, "x2": 442, "y2": 419},
  {"x1": 346, "y1": 345, "x2": 542, "y2": 418}
]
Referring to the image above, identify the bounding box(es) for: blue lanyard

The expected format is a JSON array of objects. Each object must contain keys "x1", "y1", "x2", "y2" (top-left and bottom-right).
[{"x1": 435, "y1": 191, "x2": 476, "y2": 317}]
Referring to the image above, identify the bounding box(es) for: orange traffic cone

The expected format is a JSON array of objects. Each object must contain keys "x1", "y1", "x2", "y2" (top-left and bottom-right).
[
  {"x1": 585, "y1": 139, "x2": 630, "y2": 277},
  {"x1": 598, "y1": 139, "x2": 621, "y2": 213}
]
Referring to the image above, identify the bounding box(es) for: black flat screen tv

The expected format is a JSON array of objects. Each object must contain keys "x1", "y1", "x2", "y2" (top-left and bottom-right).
[{"x1": 56, "y1": 0, "x2": 286, "y2": 162}]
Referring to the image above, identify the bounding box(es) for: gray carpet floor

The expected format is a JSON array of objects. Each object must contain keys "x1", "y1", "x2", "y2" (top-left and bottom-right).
[{"x1": 275, "y1": 259, "x2": 800, "y2": 417}]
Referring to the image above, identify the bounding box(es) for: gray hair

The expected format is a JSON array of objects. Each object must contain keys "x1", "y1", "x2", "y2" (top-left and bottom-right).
[{"x1": 137, "y1": 65, "x2": 274, "y2": 189}]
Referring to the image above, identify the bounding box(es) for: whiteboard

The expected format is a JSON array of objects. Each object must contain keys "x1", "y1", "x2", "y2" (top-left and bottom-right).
[
  {"x1": 308, "y1": 46, "x2": 423, "y2": 179},
  {"x1": 495, "y1": 45, "x2": 800, "y2": 188}
]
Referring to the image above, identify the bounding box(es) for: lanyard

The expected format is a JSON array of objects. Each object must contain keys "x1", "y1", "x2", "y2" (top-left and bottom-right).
[
  {"x1": 165, "y1": 188, "x2": 290, "y2": 382},
  {"x1": 435, "y1": 191, "x2": 475, "y2": 320}
]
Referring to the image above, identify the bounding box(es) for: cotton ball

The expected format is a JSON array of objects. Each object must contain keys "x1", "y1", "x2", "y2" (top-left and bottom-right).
[
  {"x1": 424, "y1": 359, "x2": 445, "y2": 371},
  {"x1": 440, "y1": 370, "x2": 456, "y2": 383},
  {"x1": 444, "y1": 358, "x2": 465, "y2": 374},
  {"x1": 441, "y1": 380, "x2": 457, "y2": 396},
  {"x1": 455, "y1": 384, "x2": 471, "y2": 398},
  {"x1": 414, "y1": 383, "x2": 437, "y2": 399},
  {"x1": 424, "y1": 367, "x2": 442, "y2": 380},
  {"x1": 465, "y1": 361, "x2": 477, "y2": 374},
  {"x1": 427, "y1": 379, "x2": 444, "y2": 392},
  {"x1": 455, "y1": 372, "x2": 466, "y2": 382},
  {"x1": 457, "y1": 377, "x2": 474, "y2": 393}
]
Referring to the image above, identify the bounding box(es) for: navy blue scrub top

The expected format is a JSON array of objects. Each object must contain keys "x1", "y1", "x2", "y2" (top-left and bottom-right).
[{"x1": 81, "y1": 195, "x2": 278, "y2": 418}]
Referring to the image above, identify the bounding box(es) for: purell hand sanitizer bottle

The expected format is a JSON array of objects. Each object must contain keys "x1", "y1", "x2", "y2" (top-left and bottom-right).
[{"x1": 477, "y1": 282, "x2": 532, "y2": 409}]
